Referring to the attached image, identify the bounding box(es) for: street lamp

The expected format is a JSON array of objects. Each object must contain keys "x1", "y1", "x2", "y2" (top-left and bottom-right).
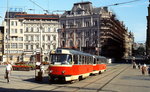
[{"x1": 39, "y1": 20, "x2": 43, "y2": 63}]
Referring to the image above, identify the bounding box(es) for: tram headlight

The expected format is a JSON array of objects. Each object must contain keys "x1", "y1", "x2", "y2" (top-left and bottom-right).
[{"x1": 62, "y1": 71, "x2": 66, "y2": 74}]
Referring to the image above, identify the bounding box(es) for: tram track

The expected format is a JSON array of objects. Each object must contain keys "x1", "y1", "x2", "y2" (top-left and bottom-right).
[
  {"x1": 97, "y1": 64, "x2": 130, "y2": 92},
  {"x1": 49, "y1": 64, "x2": 130, "y2": 92},
  {"x1": 71, "y1": 64, "x2": 130, "y2": 92}
]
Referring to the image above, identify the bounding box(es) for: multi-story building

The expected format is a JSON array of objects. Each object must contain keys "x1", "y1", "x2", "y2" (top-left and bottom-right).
[
  {"x1": 2, "y1": 12, "x2": 59, "y2": 63},
  {"x1": 59, "y1": 1, "x2": 130, "y2": 60},
  {"x1": 124, "y1": 32, "x2": 134, "y2": 59}
]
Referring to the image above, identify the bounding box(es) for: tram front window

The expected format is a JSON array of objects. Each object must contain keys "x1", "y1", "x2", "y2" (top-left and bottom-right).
[{"x1": 51, "y1": 54, "x2": 72, "y2": 65}]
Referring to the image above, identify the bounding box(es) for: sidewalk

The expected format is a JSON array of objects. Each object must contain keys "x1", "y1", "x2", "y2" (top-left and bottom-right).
[{"x1": 102, "y1": 65, "x2": 150, "y2": 92}]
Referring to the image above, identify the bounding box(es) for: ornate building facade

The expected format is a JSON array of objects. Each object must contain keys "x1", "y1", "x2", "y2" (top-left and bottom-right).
[{"x1": 59, "y1": 1, "x2": 131, "y2": 60}]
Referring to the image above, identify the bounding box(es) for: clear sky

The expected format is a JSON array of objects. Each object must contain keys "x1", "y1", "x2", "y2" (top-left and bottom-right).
[{"x1": 0, "y1": 0, "x2": 148, "y2": 43}]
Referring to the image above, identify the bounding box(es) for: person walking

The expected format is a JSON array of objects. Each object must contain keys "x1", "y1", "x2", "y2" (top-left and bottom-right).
[
  {"x1": 141, "y1": 64, "x2": 147, "y2": 75},
  {"x1": 132, "y1": 61, "x2": 136, "y2": 69},
  {"x1": 138, "y1": 63, "x2": 141, "y2": 69},
  {"x1": 5, "y1": 62, "x2": 13, "y2": 83}
]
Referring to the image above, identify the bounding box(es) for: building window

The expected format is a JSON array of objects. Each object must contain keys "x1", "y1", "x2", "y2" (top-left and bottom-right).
[
  {"x1": 25, "y1": 36, "x2": 28, "y2": 41},
  {"x1": 36, "y1": 44, "x2": 39, "y2": 49},
  {"x1": 70, "y1": 40, "x2": 74, "y2": 47},
  {"x1": 18, "y1": 37, "x2": 23, "y2": 41},
  {"x1": 85, "y1": 21, "x2": 90, "y2": 27},
  {"x1": 37, "y1": 28, "x2": 39, "y2": 32},
  {"x1": 48, "y1": 28, "x2": 51, "y2": 32},
  {"x1": 5, "y1": 43, "x2": 10, "y2": 48},
  {"x1": 62, "y1": 41, "x2": 65, "y2": 47},
  {"x1": 18, "y1": 43, "x2": 23, "y2": 48},
  {"x1": 53, "y1": 35, "x2": 56, "y2": 41},
  {"x1": 93, "y1": 20, "x2": 98, "y2": 27},
  {"x1": 20, "y1": 22, "x2": 23, "y2": 26},
  {"x1": 31, "y1": 35, "x2": 34, "y2": 41},
  {"x1": 35, "y1": 35, "x2": 39, "y2": 41},
  {"x1": 26, "y1": 45, "x2": 28, "y2": 50},
  {"x1": 43, "y1": 35, "x2": 45, "y2": 41},
  {"x1": 15, "y1": 21, "x2": 17, "y2": 26},
  {"x1": 15, "y1": 29, "x2": 17, "y2": 33},
  {"x1": 86, "y1": 41, "x2": 89, "y2": 47},
  {"x1": 47, "y1": 45, "x2": 50, "y2": 49},
  {"x1": 11, "y1": 43, "x2": 17, "y2": 48},
  {"x1": 31, "y1": 27, "x2": 34, "y2": 32},
  {"x1": 47, "y1": 36, "x2": 50, "y2": 41},
  {"x1": 11, "y1": 29, "x2": 14, "y2": 34},
  {"x1": 20, "y1": 29, "x2": 23, "y2": 33},
  {"x1": 42, "y1": 45, "x2": 45, "y2": 49},
  {"x1": 11, "y1": 21, "x2": 14, "y2": 26},
  {"x1": 31, "y1": 45, "x2": 33, "y2": 50},
  {"x1": 26, "y1": 27, "x2": 29, "y2": 32}
]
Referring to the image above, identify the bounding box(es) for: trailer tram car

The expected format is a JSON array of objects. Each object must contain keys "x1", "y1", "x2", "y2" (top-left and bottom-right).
[{"x1": 48, "y1": 49, "x2": 107, "y2": 82}]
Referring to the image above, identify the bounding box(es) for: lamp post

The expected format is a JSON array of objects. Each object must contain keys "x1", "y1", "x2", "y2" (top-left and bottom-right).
[
  {"x1": 39, "y1": 20, "x2": 43, "y2": 63},
  {"x1": 6, "y1": 0, "x2": 10, "y2": 63}
]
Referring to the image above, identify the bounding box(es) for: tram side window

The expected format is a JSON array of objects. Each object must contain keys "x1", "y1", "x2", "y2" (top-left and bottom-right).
[
  {"x1": 86, "y1": 56, "x2": 88, "y2": 64},
  {"x1": 90, "y1": 57, "x2": 93, "y2": 64},
  {"x1": 68, "y1": 55, "x2": 72, "y2": 64},
  {"x1": 98, "y1": 59, "x2": 102, "y2": 64},
  {"x1": 79, "y1": 55, "x2": 82, "y2": 64},
  {"x1": 78, "y1": 55, "x2": 82, "y2": 64},
  {"x1": 79, "y1": 55, "x2": 84, "y2": 64},
  {"x1": 82, "y1": 56, "x2": 85, "y2": 64},
  {"x1": 87, "y1": 57, "x2": 90, "y2": 64},
  {"x1": 101, "y1": 59, "x2": 105, "y2": 63},
  {"x1": 85, "y1": 56, "x2": 87, "y2": 64},
  {"x1": 73, "y1": 55, "x2": 78, "y2": 64}
]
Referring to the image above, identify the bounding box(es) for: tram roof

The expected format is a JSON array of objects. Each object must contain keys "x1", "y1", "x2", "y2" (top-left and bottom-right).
[{"x1": 52, "y1": 49, "x2": 106, "y2": 59}]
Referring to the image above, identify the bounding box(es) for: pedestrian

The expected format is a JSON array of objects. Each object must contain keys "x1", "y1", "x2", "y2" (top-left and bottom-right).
[
  {"x1": 5, "y1": 62, "x2": 13, "y2": 83},
  {"x1": 138, "y1": 63, "x2": 141, "y2": 69},
  {"x1": 141, "y1": 64, "x2": 147, "y2": 75},
  {"x1": 132, "y1": 61, "x2": 136, "y2": 69},
  {"x1": 147, "y1": 66, "x2": 150, "y2": 76},
  {"x1": 40, "y1": 64, "x2": 45, "y2": 74}
]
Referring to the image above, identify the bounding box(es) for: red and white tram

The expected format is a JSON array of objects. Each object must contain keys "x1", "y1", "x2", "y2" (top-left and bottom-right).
[{"x1": 48, "y1": 48, "x2": 107, "y2": 82}]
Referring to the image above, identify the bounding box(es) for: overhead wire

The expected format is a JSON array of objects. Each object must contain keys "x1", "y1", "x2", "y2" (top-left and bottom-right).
[
  {"x1": 102, "y1": 0, "x2": 143, "y2": 7},
  {"x1": 29, "y1": 0, "x2": 49, "y2": 13}
]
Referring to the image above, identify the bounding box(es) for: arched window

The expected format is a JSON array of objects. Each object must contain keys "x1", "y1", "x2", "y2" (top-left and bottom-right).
[{"x1": 70, "y1": 40, "x2": 74, "y2": 47}]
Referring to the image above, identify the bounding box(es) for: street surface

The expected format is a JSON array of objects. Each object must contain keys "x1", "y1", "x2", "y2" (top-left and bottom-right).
[{"x1": 0, "y1": 64, "x2": 150, "y2": 92}]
